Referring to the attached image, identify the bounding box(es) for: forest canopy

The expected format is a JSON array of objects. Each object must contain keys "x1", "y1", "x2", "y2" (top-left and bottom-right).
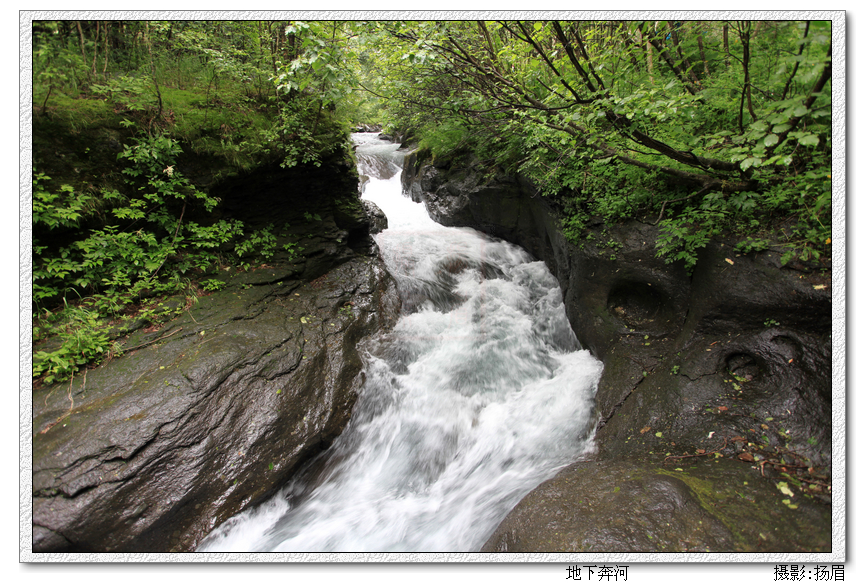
[
  {"x1": 30, "y1": 19, "x2": 832, "y2": 383},
  {"x1": 360, "y1": 20, "x2": 832, "y2": 267}
]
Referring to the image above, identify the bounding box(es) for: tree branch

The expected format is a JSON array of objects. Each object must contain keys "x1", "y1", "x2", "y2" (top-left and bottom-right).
[
  {"x1": 782, "y1": 21, "x2": 811, "y2": 100},
  {"x1": 551, "y1": 21, "x2": 597, "y2": 92}
]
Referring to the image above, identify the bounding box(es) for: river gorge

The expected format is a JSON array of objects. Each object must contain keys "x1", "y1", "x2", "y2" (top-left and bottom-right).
[{"x1": 32, "y1": 132, "x2": 832, "y2": 555}]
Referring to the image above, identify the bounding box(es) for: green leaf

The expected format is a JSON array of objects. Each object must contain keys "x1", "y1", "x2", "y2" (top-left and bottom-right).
[
  {"x1": 763, "y1": 133, "x2": 779, "y2": 147},
  {"x1": 740, "y1": 157, "x2": 762, "y2": 170},
  {"x1": 748, "y1": 120, "x2": 769, "y2": 133},
  {"x1": 798, "y1": 134, "x2": 820, "y2": 147}
]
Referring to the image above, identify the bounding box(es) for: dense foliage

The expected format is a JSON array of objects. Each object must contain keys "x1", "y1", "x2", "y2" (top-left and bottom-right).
[
  {"x1": 31, "y1": 20, "x2": 366, "y2": 383},
  {"x1": 361, "y1": 21, "x2": 832, "y2": 270},
  {"x1": 31, "y1": 19, "x2": 833, "y2": 383}
]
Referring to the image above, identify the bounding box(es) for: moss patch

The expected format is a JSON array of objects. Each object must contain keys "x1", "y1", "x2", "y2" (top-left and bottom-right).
[{"x1": 654, "y1": 459, "x2": 830, "y2": 552}]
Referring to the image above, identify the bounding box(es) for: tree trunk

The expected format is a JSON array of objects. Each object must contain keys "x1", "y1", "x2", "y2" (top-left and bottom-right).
[
  {"x1": 782, "y1": 21, "x2": 810, "y2": 100},
  {"x1": 101, "y1": 21, "x2": 110, "y2": 78},
  {"x1": 144, "y1": 21, "x2": 164, "y2": 127},
  {"x1": 75, "y1": 21, "x2": 89, "y2": 80},
  {"x1": 644, "y1": 25, "x2": 654, "y2": 84},
  {"x1": 90, "y1": 21, "x2": 100, "y2": 77},
  {"x1": 667, "y1": 21, "x2": 700, "y2": 86},
  {"x1": 696, "y1": 22, "x2": 710, "y2": 76},
  {"x1": 737, "y1": 20, "x2": 757, "y2": 132},
  {"x1": 267, "y1": 22, "x2": 277, "y2": 73}
]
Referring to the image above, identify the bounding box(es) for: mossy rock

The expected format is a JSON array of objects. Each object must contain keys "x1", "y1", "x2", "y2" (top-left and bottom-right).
[{"x1": 482, "y1": 457, "x2": 831, "y2": 553}]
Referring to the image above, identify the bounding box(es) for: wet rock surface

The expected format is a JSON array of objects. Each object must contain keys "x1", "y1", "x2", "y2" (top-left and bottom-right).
[
  {"x1": 404, "y1": 155, "x2": 833, "y2": 552},
  {"x1": 352, "y1": 123, "x2": 382, "y2": 133},
  {"x1": 33, "y1": 254, "x2": 399, "y2": 553},
  {"x1": 32, "y1": 253, "x2": 400, "y2": 553},
  {"x1": 361, "y1": 199, "x2": 388, "y2": 234},
  {"x1": 482, "y1": 458, "x2": 830, "y2": 553}
]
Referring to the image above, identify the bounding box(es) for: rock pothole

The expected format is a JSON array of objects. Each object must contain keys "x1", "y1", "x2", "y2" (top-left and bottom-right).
[{"x1": 606, "y1": 280, "x2": 679, "y2": 334}]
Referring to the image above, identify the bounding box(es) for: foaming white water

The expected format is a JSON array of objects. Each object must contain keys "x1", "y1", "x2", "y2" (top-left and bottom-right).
[{"x1": 196, "y1": 133, "x2": 603, "y2": 552}]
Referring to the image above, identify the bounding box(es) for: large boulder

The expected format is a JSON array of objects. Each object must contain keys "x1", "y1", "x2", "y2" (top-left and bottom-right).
[
  {"x1": 404, "y1": 157, "x2": 833, "y2": 552},
  {"x1": 482, "y1": 458, "x2": 831, "y2": 552},
  {"x1": 32, "y1": 253, "x2": 400, "y2": 553},
  {"x1": 361, "y1": 199, "x2": 388, "y2": 234}
]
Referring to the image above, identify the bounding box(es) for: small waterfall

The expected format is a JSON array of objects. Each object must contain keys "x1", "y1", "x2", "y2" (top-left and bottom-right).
[{"x1": 196, "y1": 133, "x2": 603, "y2": 552}]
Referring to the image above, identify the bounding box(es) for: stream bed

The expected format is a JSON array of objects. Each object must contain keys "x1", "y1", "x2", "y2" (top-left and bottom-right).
[{"x1": 196, "y1": 133, "x2": 603, "y2": 552}]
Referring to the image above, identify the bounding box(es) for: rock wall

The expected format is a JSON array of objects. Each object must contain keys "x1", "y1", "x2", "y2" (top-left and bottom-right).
[
  {"x1": 402, "y1": 152, "x2": 833, "y2": 552},
  {"x1": 31, "y1": 160, "x2": 400, "y2": 553}
]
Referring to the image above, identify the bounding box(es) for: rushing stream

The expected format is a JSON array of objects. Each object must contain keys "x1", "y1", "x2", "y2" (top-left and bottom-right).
[{"x1": 196, "y1": 133, "x2": 603, "y2": 552}]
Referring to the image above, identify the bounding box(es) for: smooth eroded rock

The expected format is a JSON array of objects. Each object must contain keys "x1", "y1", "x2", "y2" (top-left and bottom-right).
[
  {"x1": 481, "y1": 458, "x2": 831, "y2": 553},
  {"x1": 32, "y1": 254, "x2": 400, "y2": 552}
]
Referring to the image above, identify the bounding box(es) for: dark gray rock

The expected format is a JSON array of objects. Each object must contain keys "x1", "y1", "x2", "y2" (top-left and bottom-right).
[
  {"x1": 353, "y1": 124, "x2": 382, "y2": 133},
  {"x1": 481, "y1": 458, "x2": 831, "y2": 552},
  {"x1": 32, "y1": 242, "x2": 400, "y2": 553},
  {"x1": 361, "y1": 199, "x2": 388, "y2": 234},
  {"x1": 404, "y1": 157, "x2": 832, "y2": 552},
  {"x1": 400, "y1": 149, "x2": 430, "y2": 203}
]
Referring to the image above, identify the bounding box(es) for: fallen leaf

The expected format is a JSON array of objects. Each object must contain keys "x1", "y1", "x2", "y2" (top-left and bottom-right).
[
  {"x1": 655, "y1": 431, "x2": 663, "y2": 438},
  {"x1": 813, "y1": 284, "x2": 826, "y2": 290},
  {"x1": 738, "y1": 452, "x2": 755, "y2": 462},
  {"x1": 725, "y1": 258, "x2": 734, "y2": 265},
  {"x1": 696, "y1": 448, "x2": 706, "y2": 454},
  {"x1": 640, "y1": 426, "x2": 651, "y2": 434},
  {"x1": 776, "y1": 481, "x2": 794, "y2": 497},
  {"x1": 718, "y1": 406, "x2": 728, "y2": 412}
]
